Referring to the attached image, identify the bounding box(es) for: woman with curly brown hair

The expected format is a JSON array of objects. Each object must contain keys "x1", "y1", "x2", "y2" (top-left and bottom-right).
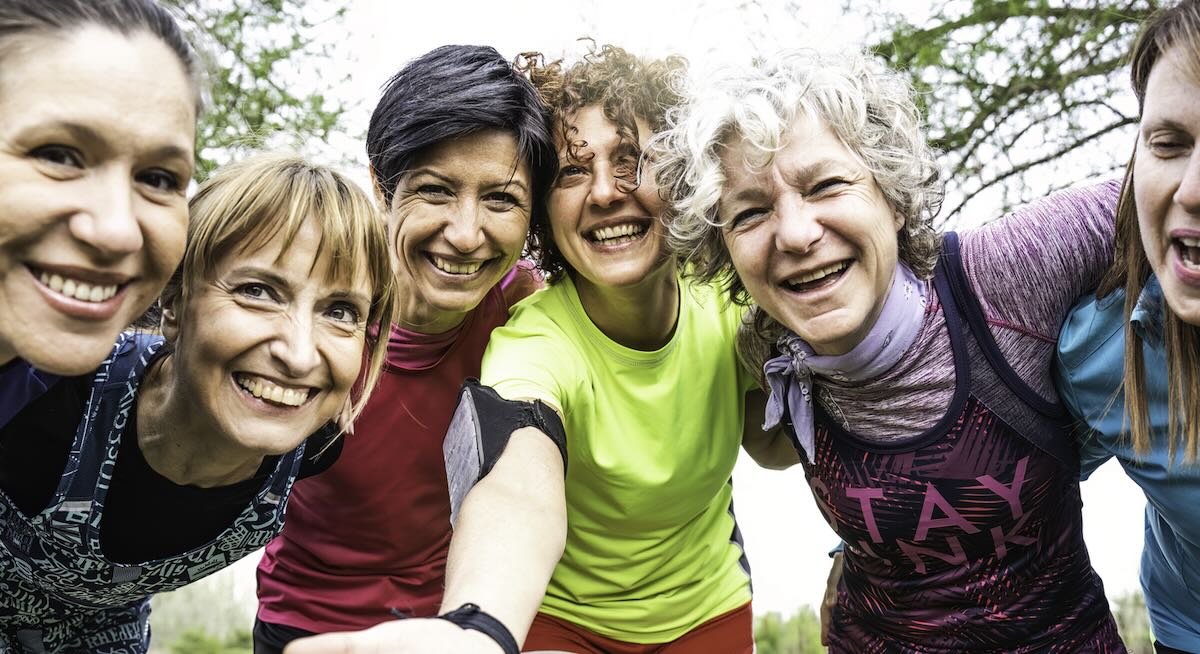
[
  {"x1": 478, "y1": 44, "x2": 779, "y2": 653},
  {"x1": 288, "y1": 44, "x2": 788, "y2": 654}
]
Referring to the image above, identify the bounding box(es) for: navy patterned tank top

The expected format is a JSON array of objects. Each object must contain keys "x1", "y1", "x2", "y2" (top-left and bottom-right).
[{"x1": 0, "y1": 333, "x2": 304, "y2": 653}]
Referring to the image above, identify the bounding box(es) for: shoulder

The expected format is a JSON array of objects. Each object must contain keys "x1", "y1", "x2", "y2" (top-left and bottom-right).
[
  {"x1": 1057, "y1": 290, "x2": 1127, "y2": 374},
  {"x1": 681, "y1": 277, "x2": 746, "y2": 337}
]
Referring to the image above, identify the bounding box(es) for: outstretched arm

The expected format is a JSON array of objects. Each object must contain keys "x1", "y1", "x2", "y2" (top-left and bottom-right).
[{"x1": 284, "y1": 428, "x2": 566, "y2": 654}]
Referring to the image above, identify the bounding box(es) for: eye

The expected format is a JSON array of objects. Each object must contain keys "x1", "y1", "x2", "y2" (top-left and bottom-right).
[
  {"x1": 326, "y1": 302, "x2": 362, "y2": 324},
  {"x1": 416, "y1": 184, "x2": 453, "y2": 200},
  {"x1": 483, "y1": 191, "x2": 520, "y2": 211},
  {"x1": 555, "y1": 165, "x2": 588, "y2": 187},
  {"x1": 811, "y1": 178, "x2": 848, "y2": 194},
  {"x1": 31, "y1": 145, "x2": 84, "y2": 168},
  {"x1": 236, "y1": 283, "x2": 278, "y2": 302},
  {"x1": 1147, "y1": 134, "x2": 1192, "y2": 158},
  {"x1": 137, "y1": 168, "x2": 183, "y2": 193},
  {"x1": 729, "y1": 207, "x2": 770, "y2": 228}
]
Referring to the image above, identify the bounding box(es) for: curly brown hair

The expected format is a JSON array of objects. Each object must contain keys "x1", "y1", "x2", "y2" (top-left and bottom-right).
[{"x1": 514, "y1": 43, "x2": 687, "y2": 279}]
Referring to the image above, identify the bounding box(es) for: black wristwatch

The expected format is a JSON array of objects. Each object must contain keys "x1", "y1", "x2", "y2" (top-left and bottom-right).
[{"x1": 436, "y1": 603, "x2": 519, "y2": 654}]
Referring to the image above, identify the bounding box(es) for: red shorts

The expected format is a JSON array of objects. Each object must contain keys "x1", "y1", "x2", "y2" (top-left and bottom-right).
[{"x1": 522, "y1": 602, "x2": 753, "y2": 654}]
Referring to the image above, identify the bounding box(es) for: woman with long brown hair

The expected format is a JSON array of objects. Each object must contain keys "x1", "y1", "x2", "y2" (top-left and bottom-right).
[{"x1": 1056, "y1": 2, "x2": 1200, "y2": 652}]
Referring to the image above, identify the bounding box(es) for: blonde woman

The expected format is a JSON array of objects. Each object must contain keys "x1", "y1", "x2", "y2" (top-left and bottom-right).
[{"x1": 0, "y1": 153, "x2": 395, "y2": 653}]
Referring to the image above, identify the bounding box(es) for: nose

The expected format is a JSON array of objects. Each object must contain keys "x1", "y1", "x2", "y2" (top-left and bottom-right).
[
  {"x1": 773, "y1": 192, "x2": 824, "y2": 254},
  {"x1": 589, "y1": 166, "x2": 625, "y2": 209},
  {"x1": 442, "y1": 199, "x2": 486, "y2": 253},
  {"x1": 1176, "y1": 150, "x2": 1200, "y2": 214},
  {"x1": 268, "y1": 313, "x2": 322, "y2": 380},
  {"x1": 68, "y1": 169, "x2": 144, "y2": 259}
]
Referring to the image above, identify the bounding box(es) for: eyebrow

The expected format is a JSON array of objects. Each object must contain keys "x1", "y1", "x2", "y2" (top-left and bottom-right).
[
  {"x1": 229, "y1": 265, "x2": 372, "y2": 306},
  {"x1": 34, "y1": 120, "x2": 192, "y2": 163},
  {"x1": 407, "y1": 167, "x2": 530, "y2": 196}
]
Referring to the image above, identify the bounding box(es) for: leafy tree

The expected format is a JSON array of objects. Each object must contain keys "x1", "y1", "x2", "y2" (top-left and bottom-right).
[
  {"x1": 865, "y1": 0, "x2": 1160, "y2": 224},
  {"x1": 754, "y1": 606, "x2": 824, "y2": 654},
  {"x1": 162, "y1": 0, "x2": 348, "y2": 180}
]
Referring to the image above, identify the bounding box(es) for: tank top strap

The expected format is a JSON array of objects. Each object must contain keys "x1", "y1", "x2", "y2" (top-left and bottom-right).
[
  {"x1": 59, "y1": 332, "x2": 165, "y2": 504},
  {"x1": 938, "y1": 233, "x2": 1077, "y2": 470},
  {"x1": 938, "y1": 232, "x2": 1066, "y2": 418}
]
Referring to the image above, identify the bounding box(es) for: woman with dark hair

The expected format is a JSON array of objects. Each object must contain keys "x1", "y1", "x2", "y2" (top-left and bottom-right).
[
  {"x1": 0, "y1": 152, "x2": 396, "y2": 653},
  {"x1": 252, "y1": 44, "x2": 557, "y2": 653},
  {"x1": 0, "y1": 0, "x2": 201, "y2": 423},
  {"x1": 1056, "y1": 2, "x2": 1200, "y2": 651}
]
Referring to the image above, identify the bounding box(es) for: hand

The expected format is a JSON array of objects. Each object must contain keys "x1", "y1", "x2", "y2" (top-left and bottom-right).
[
  {"x1": 820, "y1": 551, "x2": 844, "y2": 647},
  {"x1": 283, "y1": 618, "x2": 504, "y2": 654}
]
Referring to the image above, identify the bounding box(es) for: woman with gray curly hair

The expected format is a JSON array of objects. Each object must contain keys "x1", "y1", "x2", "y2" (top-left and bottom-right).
[{"x1": 657, "y1": 49, "x2": 1127, "y2": 652}]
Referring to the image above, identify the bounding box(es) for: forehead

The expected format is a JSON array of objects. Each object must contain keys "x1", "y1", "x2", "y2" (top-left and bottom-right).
[
  {"x1": 719, "y1": 113, "x2": 858, "y2": 189},
  {"x1": 220, "y1": 216, "x2": 373, "y2": 294},
  {"x1": 0, "y1": 26, "x2": 195, "y2": 153},
  {"x1": 560, "y1": 104, "x2": 652, "y2": 152},
  {"x1": 412, "y1": 129, "x2": 529, "y2": 182},
  {"x1": 1144, "y1": 48, "x2": 1200, "y2": 122}
]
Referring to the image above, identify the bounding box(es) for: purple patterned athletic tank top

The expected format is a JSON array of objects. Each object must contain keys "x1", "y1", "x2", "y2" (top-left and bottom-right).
[{"x1": 795, "y1": 234, "x2": 1125, "y2": 653}]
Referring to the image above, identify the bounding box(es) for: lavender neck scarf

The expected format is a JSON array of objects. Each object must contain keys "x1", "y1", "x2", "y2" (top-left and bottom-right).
[{"x1": 762, "y1": 261, "x2": 927, "y2": 462}]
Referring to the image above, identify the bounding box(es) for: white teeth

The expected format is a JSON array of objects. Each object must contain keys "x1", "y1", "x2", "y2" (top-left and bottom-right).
[
  {"x1": 38, "y1": 271, "x2": 118, "y2": 303},
  {"x1": 590, "y1": 223, "x2": 646, "y2": 243},
  {"x1": 789, "y1": 262, "x2": 849, "y2": 287},
  {"x1": 430, "y1": 255, "x2": 484, "y2": 275},
  {"x1": 235, "y1": 374, "x2": 310, "y2": 407},
  {"x1": 1180, "y1": 237, "x2": 1200, "y2": 247}
]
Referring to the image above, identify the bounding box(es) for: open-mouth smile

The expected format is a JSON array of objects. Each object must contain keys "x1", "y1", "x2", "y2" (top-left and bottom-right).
[
  {"x1": 783, "y1": 260, "x2": 851, "y2": 293},
  {"x1": 234, "y1": 373, "x2": 317, "y2": 408}
]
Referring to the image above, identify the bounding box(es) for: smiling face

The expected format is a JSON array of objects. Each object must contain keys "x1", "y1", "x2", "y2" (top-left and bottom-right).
[
  {"x1": 546, "y1": 104, "x2": 670, "y2": 291},
  {"x1": 0, "y1": 27, "x2": 195, "y2": 374},
  {"x1": 164, "y1": 217, "x2": 372, "y2": 456},
  {"x1": 1135, "y1": 47, "x2": 1200, "y2": 324},
  {"x1": 387, "y1": 130, "x2": 531, "y2": 333},
  {"x1": 719, "y1": 112, "x2": 904, "y2": 355}
]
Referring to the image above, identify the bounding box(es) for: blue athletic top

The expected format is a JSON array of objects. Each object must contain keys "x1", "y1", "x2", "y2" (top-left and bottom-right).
[
  {"x1": 1056, "y1": 276, "x2": 1200, "y2": 651},
  {"x1": 0, "y1": 359, "x2": 56, "y2": 428}
]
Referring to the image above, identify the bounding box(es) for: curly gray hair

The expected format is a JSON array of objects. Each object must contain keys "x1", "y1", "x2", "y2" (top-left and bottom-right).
[{"x1": 655, "y1": 49, "x2": 944, "y2": 305}]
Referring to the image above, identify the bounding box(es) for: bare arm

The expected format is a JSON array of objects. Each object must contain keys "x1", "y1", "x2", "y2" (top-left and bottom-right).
[
  {"x1": 740, "y1": 388, "x2": 800, "y2": 470},
  {"x1": 284, "y1": 427, "x2": 566, "y2": 654}
]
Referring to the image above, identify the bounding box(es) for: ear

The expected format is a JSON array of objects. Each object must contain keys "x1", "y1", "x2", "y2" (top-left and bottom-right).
[
  {"x1": 160, "y1": 295, "x2": 182, "y2": 343},
  {"x1": 368, "y1": 165, "x2": 389, "y2": 211},
  {"x1": 893, "y1": 210, "x2": 906, "y2": 232}
]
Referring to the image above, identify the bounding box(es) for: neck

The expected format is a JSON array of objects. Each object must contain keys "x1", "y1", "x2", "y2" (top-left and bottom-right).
[
  {"x1": 395, "y1": 297, "x2": 469, "y2": 336},
  {"x1": 574, "y1": 262, "x2": 679, "y2": 351},
  {"x1": 136, "y1": 355, "x2": 264, "y2": 488}
]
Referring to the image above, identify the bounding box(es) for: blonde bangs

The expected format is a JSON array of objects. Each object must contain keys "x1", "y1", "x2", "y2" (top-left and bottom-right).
[{"x1": 173, "y1": 152, "x2": 397, "y2": 432}]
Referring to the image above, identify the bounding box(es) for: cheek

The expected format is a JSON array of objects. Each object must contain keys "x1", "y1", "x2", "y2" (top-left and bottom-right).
[{"x1": 149, "y1": 206, "x2": 189, "y2": 272}]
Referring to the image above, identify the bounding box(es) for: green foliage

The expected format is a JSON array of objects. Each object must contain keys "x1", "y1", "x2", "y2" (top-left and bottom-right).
[
  {"x1": 754, "y1": 606, "x2": 824, "y2": 654},
  {"x1": 168, "y1": 628, "x2": 252, "y2": 654},
  {"x1": 161, "y1": 0, "x2": 347, "y2": 180},
  {"x1": 1111, "y1": 590, "x2": 1155, "y2": 653},
  {"x1": 866, "y1": 0, "x2": 1160, "y2": 223}
]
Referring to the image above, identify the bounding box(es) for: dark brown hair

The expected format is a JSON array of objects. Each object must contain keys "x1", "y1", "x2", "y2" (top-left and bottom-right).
[{"x1": 1097, "y1": 0, "x2": 1200, "y2": 462}]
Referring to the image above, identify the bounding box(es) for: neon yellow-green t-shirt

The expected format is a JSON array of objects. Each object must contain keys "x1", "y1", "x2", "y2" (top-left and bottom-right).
[{"x1": 480, "y1": 273, "x2": 754, "y2": 643}]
